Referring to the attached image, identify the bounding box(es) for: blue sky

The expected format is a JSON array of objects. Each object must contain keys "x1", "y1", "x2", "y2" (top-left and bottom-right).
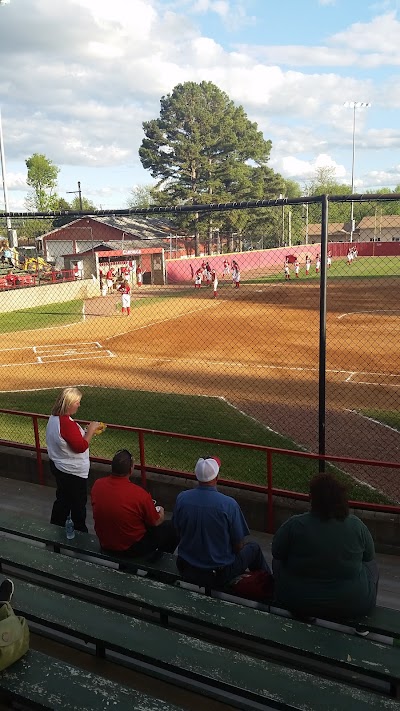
[{"x1": 1, "y1": 0, "x2": 400, "y2": 210}]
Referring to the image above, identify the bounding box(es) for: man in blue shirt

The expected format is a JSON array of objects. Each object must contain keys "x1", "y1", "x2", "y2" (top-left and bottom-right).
[{"x1": 172, "y1": 456, "x2": 270, "y2": 588}]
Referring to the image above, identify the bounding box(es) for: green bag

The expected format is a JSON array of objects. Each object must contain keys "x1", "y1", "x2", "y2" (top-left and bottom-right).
[{"x1": 0, "y1": 602, "x2": 29, "y2": 671}]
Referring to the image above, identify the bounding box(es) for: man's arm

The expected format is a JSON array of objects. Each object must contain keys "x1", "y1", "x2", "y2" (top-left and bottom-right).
[
  {"x1": 153, "y1": 507, "x2": 165, "y2": 527},
  {"x1": 229, "y1": 502, "x2": 250, "y2": 552}
]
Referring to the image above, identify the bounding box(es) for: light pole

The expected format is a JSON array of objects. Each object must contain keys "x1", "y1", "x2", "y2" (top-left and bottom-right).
[
  {"x1": 0, "y1": 1, "x2": 12, "y2": 244},
  {"x1": 344, "y1": 101, "x2": 371, "y2": 242},
  {"x1": 279, "y1": 193, "x2": 285, "y2": 245},
  {"x1": 0, "y1": 109, "x2": 11, "y2": 236}
]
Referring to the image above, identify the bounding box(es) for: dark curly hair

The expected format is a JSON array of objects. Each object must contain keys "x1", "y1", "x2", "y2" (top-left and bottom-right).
[{"x1": 310, "y1": 473, "x2": 349, "y2": 521}]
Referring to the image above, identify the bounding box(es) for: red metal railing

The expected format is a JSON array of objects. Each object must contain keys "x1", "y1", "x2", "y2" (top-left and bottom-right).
[
  {"x1": 0, "y1": 269, "x2": 77, "y2": 291},
  {"x1": 1, "y1": 408, "x2": 399, "y2": 532}
]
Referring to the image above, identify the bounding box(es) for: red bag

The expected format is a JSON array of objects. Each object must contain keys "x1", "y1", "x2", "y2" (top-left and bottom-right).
[{"x1": 231, "y1": 570, "x2": 274, "y2": 602}]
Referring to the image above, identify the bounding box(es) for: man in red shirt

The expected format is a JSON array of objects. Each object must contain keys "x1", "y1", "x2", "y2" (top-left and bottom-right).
[{"x1": 91, "y1": 449, "x2": 177, "y2": 558}]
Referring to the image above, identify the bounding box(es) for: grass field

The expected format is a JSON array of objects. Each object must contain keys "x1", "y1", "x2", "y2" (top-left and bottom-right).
[
  {"x1": 0, "y1": 387, "x2": 391, "y2": 503},
  {"x1": 360, "y1": 409, "x2": 400, "y2": 431},
  {"x1": 243, "y1": 256, "x2": 400, "y2": 284},
  {"x1": 0, "y1": 299, "x2": 83, "y2": 333}
]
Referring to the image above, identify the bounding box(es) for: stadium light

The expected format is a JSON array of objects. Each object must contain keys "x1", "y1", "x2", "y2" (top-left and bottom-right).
[
  {"x1": 344, "y1": 101, "x2": 371, "y2": 242},
  {"x1": 0, "y1": 0, "x2": 12, "y2": 245},
  {"x1": 0, "y1": 109, "x2": 11, "y2": 225}
]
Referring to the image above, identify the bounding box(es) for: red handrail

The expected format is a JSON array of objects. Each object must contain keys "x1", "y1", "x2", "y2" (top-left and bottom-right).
[{"x1": 0, "y1": 408, "x2": 399, "y2": 532}]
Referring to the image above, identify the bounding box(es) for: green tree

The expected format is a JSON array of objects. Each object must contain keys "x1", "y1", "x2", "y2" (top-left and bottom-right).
[
  {"x1": 25, "y1": 154, "x2": 60, "y2": 212},
  {"x1": 70, "y1": 195, "x2": 97, "y2": 211},
  {"x1": 306, "y1": 166, "x2": 351, "y2": 197},
  {"x1": 140, "y1": 81, "x2": 278, "y2": 255},
  {"x1": 127, "y1": 184, "x2": 156, "y2": 209}
]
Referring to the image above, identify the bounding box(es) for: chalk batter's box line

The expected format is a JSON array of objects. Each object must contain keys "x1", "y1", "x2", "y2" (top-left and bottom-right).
[
  {"x1": 35, "y1": 353, "x2": 116, "y2": 364},
  {"x1": 0, "y1": 341, "x2": 116, "y2": 367},
  {"x1": 33, "y1": 341, "x2": 102, "y2": 354},
  {"x1": 0, "y1": 353, "x2": 116, "y2": 368}
]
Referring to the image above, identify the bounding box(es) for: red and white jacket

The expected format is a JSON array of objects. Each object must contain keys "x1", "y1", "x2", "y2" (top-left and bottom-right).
[{"x1": 46, "y1": 415, "x2": 90, "y2": 478}]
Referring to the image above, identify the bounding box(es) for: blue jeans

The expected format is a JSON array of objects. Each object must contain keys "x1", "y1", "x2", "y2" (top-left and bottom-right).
[{"x1": 177, "y1": 540, "x2": 271, "y2": 588}]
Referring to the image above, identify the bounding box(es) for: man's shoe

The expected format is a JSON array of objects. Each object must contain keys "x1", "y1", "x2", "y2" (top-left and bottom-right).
[
  {"x1": 354, "y1": 627, "x2": 370, "y2": 637},
  {"x1": 0, "y1": 578, "x2": 14, "y2": 604}
]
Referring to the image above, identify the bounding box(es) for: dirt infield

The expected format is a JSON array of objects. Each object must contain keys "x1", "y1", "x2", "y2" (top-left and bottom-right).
[{"x1": 2, "y1": 279, "x2": 400, "y2": 500}]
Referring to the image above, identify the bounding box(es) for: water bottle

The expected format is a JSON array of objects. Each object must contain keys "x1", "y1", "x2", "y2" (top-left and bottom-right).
[{"x1": 65, "y1": 512, "x2": 75, "y2": 540}]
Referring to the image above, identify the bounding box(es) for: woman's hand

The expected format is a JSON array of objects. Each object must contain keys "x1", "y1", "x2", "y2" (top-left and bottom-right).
[{"x1": 84, "y1": 421, "x2": 101, "y2": 443}]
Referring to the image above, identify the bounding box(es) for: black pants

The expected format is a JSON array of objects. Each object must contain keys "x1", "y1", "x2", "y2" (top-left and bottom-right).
[
  {"x1": 49, "y1": 460, "x2": 88, "y2": 532},
  {"x1": 102, "y1": 521, "x2": 178, "y2": 559}
]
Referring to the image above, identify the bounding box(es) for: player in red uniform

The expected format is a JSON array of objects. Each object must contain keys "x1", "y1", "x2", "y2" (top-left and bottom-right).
[
  {"x1": 136, "y1": 266, "x2": 143, "y2": 287},
  {"x1": 118, "y1": 280, "x2": 131, "y2": 315}
]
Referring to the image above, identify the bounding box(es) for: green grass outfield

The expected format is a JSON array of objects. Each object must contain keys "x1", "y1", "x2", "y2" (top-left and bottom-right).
[
  {"x1": 360, "y1": 409, "x2": 400, "y2": 432},
  {"x1": 0, "y1": 387, "x2": 391, "y2": 503},
  {"x1": 0, "y1": 299, "x2": 83, "y2": 333},
  {"x1": 243, "y1": 255, "x2": 400, "y2": 284}
]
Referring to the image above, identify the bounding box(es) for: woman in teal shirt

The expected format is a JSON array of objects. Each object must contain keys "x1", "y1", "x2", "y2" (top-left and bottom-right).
[{"x1": 272, "y1": 473, "x2": 379, "y2": 619}]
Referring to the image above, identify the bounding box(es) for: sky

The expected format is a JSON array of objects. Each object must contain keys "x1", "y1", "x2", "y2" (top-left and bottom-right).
[{"x1": 1, "y1": 0, "x2": 400, "y2": 211}]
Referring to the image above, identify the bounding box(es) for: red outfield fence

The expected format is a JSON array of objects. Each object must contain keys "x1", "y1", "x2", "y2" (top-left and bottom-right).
[{"x1": 1, "y1": 408, "x2": 399, "y2": 534}]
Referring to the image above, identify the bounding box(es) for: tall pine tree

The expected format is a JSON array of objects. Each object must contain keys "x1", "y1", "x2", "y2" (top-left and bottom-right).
[{"x1": 140, "y1": 81, "x2": 283, "y2": 254}]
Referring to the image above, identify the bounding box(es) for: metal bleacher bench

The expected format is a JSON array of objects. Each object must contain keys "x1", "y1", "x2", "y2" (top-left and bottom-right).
[
  {"x1": 0, "y1": 536, "x2": 400, "y2": 710},
  {"x1": 0, "y1": 512, "x2": 180, "y2": 582},
  {"x1": 0, "y1": 511, "x2": 398, "y2": 638},
  {"x1": 0, "y1": 649, "x2": 183, "y2": 711}
]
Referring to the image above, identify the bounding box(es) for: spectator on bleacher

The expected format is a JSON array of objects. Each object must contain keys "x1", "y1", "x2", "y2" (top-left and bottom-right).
[
  {"x1": 6, "y1": 270, "x2": 16, "y2": 287},
  {"x1": 91, "y1": 449, "x2": 178, "y2": 558},
  {"x1": 272, "y1": 473, "x2": 379, "y2": 620},
  {"x1": 172, "y1": 456, "x2": 271, "y2": 588},
  {"x1": 46, "y1": 387, "x2": 100, "y2": 533},
  {"x1": 4, "y1": 246, "x2": 13, "y2": 266}
]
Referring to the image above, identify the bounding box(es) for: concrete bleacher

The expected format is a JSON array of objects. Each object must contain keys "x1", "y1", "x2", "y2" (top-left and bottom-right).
[{"x1": 1, "y1": 475, "x2": 400, "y2": 710}]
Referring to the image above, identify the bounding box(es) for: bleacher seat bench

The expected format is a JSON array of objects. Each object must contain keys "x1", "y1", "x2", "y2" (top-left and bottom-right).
[
  {"x1": 0, "y1": 648, "x2": 183, "y2": 711},
  {"x1": 1, "y1": 540, "x2": 400, "y2": 706}
]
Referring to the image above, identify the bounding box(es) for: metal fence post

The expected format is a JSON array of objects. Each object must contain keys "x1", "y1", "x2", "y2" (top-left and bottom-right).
[
  {"x1": 318, "y1": 195, "x2": 329, "y2": 472},
  {"x1": 138, "y1": 430, "x2": 147, "y2": 487},
  {"x1": 267, "y1": 449, "x2": 274, "y2": 533},
  {"x1": 32, "y1": 415, "x2": 44, "y2": 485}
]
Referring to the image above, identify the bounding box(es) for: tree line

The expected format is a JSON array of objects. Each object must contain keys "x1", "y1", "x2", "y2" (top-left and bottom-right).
[{"x1": 7, "y1": 81, "x2": 400, "y2": 251}]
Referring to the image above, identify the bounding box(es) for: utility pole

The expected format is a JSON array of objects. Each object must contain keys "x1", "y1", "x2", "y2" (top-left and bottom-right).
[{"x1": 67, "y1": 181, "x2": 83, "y2": 210}]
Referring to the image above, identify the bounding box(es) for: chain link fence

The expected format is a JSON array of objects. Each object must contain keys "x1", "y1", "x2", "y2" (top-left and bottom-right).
[{"x1": 0, "y1": 194, "x2": 399, "y2": 505}]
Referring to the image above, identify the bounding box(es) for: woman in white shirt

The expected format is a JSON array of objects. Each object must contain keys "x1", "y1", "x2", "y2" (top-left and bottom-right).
[{"x1": 46, "y1": 387, "x2": 99, "y2": 532}]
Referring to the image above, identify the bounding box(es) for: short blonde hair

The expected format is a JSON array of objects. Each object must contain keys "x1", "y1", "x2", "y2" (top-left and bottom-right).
[{"x1": 51, "y1": 387, "x2": 82, "y2": 416}]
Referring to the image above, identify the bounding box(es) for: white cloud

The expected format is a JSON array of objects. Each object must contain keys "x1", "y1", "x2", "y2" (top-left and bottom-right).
[
  {"x1": 241, "y1": 12, "x2": 400, "y2": 68},
  {"x1": 271, "y1": 153, "x2": 347, "y2": 183},
  {"x1": 7, "y1": 173, "x2": 27, "y2": 191},
  {"x1": 0, "y1": 0, "x2": 399, "y2": 208}
]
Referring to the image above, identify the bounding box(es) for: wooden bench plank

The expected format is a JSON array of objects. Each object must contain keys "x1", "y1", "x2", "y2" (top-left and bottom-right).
[
  {"x1": 0, "y1": 512, "x2": 179, "y2": 581},
  {"x1": 10, "y1": 581, "x2": 400, "y2": 711},
  {"x1": 0, "y1": 649, "x2": 182, "y2": 710},
  {"x1": 5, "y1": 546, "x2": 400, "y2": 692}
]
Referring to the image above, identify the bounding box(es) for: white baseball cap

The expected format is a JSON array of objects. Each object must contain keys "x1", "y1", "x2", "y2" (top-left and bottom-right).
[{"x1": 195, "y1": 456, "x2": 221, "y2": 482}]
